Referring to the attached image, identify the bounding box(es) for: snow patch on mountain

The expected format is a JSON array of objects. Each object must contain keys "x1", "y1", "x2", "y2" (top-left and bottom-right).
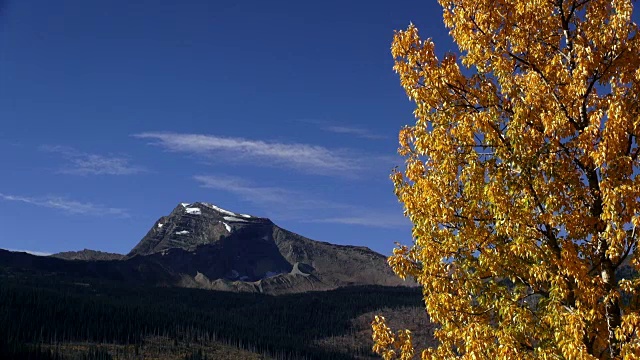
[
  {"x1": 222, "y1": 222, "x2": 232, "y2": 232},
  {"x1": 199, "y1": 202, "x2": 255, "y2": 218},
  {"x1": 185, "y1": 207, "x2": 201, "y2": 215},
  {"x1": 157, "y1": 223, "x2": 163, "y2": 228},
  {"x1": 175, "y1": 230, "x2": 189, "y2": 235},
  {"x1": 201, "y1": 203, "x2": 237, "y2": 216},
  {"x1": 224, "y1": 216, "x2": 248, "y2": 223},
  {"x1": 180, "y1": 203, "x2": 190, "y2": 208}
]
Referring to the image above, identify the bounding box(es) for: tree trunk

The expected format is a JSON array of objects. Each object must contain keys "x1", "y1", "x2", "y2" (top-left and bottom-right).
[{"x1": 601, "y1": 255, "x2": 622, "y2": 358}]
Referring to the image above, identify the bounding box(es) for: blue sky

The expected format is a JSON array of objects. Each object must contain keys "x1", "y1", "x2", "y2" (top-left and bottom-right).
[{"x1": 0, "y1": 0, "x2": 456, "y2": 256}]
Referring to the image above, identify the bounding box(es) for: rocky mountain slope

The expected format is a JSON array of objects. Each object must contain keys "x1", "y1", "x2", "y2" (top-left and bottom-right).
[
  {"x1": 1, "y1": 202, "x2": 408, "y2": 294},
  {"x1": 126, "y1": 202, "x2": 407, "y2": 294}
]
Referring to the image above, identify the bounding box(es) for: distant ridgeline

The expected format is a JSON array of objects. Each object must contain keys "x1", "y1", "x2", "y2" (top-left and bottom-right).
[{"x1": 49, "y1": 202, "x2": 408, "y2": 295}]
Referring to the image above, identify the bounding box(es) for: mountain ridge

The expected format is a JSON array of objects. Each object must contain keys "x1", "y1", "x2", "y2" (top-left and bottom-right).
[
  {"x1": 51, "y1": 249, "x2": 125, "y2": 261},
  {"x1": 13, "y1": 201, "x2": 408, "y2": 295}
]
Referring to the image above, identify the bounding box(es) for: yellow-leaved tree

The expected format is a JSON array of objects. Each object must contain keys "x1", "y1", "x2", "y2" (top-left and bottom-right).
[{"x1": 373, "y1": 0, "x2": 640, "y2": 359}]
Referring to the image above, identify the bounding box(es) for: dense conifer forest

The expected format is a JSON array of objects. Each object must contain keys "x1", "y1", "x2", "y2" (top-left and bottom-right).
[{"x1": 0, "y1": 273, "x2": 422, "y2": 359}]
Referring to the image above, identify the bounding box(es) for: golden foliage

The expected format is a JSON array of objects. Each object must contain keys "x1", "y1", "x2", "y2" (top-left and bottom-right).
[{"x1": 374, "y1": 0, "x2": 640, "y2": 358}]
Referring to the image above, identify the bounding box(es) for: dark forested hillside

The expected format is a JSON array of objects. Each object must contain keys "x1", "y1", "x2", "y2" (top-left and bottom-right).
[{"x1": 0, "y1": 273, "x2": 425, "y2": 359}]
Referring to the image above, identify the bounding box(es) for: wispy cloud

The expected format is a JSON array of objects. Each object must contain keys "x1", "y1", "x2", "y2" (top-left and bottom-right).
[
  {"x1": 133, "y1": 132, "x2": 357, "y2": 175},
  {"x1": 306, "y1": 214, "x2": 410, "y2": 228},
  {"x1": 194, "y1": 175, "x2": 295, "y2": 206},
  {"x1": 0, "y1": 193, "x2": 129, "y2": 217},
  {"x1": 194, "y1": 175, "x2": 346, "y2": 210},
  {"x1": 194, "y1": 175, "x2": 407, "y2": 228},
  {"x1": 298, "y1": 119, "x2": 387, "y2": 140},
  {"x1": 5, "y1": 248, "x2": 52, "y2": 256},
  {"x1": 323, "y1": 125, "x2": 386, "y2": 140},
  {"x1": 41, "y1": 145, "x2": 146, "y2": 176}
]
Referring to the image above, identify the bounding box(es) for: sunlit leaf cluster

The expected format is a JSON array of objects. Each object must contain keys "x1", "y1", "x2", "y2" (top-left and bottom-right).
[{"x1": 374, "y1": 0, "x2": 640, "y2": 358}]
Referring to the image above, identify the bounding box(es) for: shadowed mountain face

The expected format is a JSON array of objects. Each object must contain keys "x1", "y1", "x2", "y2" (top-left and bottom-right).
[{"x1": 7, "y1": 202, "x2": 407, "y2": 294}]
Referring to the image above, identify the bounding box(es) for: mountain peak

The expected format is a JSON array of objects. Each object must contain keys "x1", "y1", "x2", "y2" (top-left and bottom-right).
[
  {"x1": 175, "y1": 202, "x2": 260, "y2": 220},
  {"x1": 128, "y1": 202, "x2": 272, "y2": 257}
]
